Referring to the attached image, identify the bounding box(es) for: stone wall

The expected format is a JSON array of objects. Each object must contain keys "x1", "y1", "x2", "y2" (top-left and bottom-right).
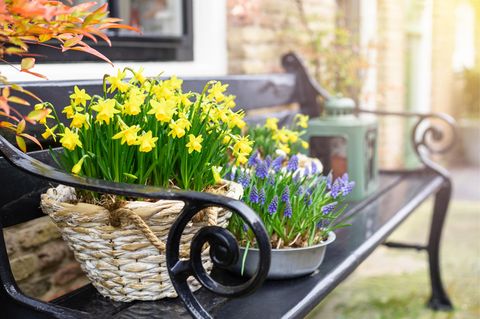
[{"x1": 4, "y1": 216, "x2": 88, "y2": 301}]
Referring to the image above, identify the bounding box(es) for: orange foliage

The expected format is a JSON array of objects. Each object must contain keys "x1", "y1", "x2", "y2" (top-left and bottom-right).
[{"x1": 0, "y1": 0, "x2": 139, "y2": 151}]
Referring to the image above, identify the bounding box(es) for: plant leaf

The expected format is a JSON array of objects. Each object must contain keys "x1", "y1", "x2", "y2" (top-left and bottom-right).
[
  {"x1": 20, "y1": 133, "x2": 43, "y2": 149},
  {"x1": 16, "y1": 119, "x2": 26, "y2": 134},
  {"x1": 21, "y1": 57, "x2": 35, "y2": 71},
  {"x1": 8, "y1": 96, "x2": 30, "y2": 106},
  {"x1": 15, "y1": 135, "x2": 27, "y2": 152}
]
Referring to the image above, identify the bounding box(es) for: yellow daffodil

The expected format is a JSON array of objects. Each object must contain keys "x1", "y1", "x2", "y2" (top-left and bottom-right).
[
  {"x1": 70, "y1": 113, "x2": 88, "y2": 129},
  {"x1": 123, "y1": 87, "x2": 145, "y2": 115},
  {"x1": 71, "y1": 155, "x2": 88, "y2": 175},
  {"x1": 59, "y1": 127, "x2": 82, "y2": 151},
  {"x1": 112, "y1": 125, "x2": 140, "y2": 145},
  {"x1": 152, "y1": 83, "x2": 174, "y2": 100},
  {"x1": 33, "y1": 104, "x2": 54, "y2": 125},
  {"x1": 164, "y1": 75, "x2": 183, "y2": 91},
  {"x1": 222, "y1": 134, "x2": 231, "y2": 144},
  {"x1": 176, "y1": 116, "x2": 191, "y2": 130},
  {"x1": 168, "y1": 120, "x2": 186, "y2": 139},
  {"x1": 62, "y1": 105, "x2": 76, "y2": 119},
  {"x1": 296, "y1": 114, "x2": 309, "y2": 129},
  {"x1": 136, "y1": 131, "x2": 158, "y2": 153},
  {"x1": 236, "y1": 154, "x2": 248, "y2": 165},
  {"x1": 186, "y1": 134, "x2": 203, "y2": 153},
  {"x1": 287, "y1": 130, "x2": 299, "y2": 143},
  {"x1": 69, "y1": 86, "x2": 91, "y2": 106},
  {"x1": 177, "y1": 93, "x2": 192, "y2": 107},
  {"x1": 265, "y1": 118, "x2": 279, "y2": 131},
  {"x1": 132, "y1": 67, "x2": 146, "y2": 84},
  {"x1": 148, "y1": 98, "x2": 177, "y2": 123},
  {"x1": 41, "y1": 125, "x2": 57, "y2": 140},
  {"x1": 278, "y1": 143, "x2": 291, "y2": 154},
  {"x1": 212, "y1": 166, "x2": 222, "y2": 184},
  {"x1": 106, "y1": 69, "x2": 129, "y2": 93},
  {"x1": 301, "y1": 140, "x2": 309, "y2": 149},
  {"x1": 223, "y1": 95, "x2": 236, "y2": 109},
  {"x1": 273, "y1": 128, "x2": 289, "y2": 144},
  {"x1": 233, "y1": 137, "x2": 253, "y2": 156},
  {"x1": 208, "y1": 81, "x2": 228, "y2": 102},
  {"x1": 92, "y1": 99, "x2": 120, "y2": 125},
  {"x1": 228, "y1": 112, "x2": 246, "y2": 129}
]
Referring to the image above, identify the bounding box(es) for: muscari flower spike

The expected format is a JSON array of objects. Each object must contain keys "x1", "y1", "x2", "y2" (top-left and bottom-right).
[
  {"x1": 247, "y1": 150, "x2": 259, "y2": 167},
  {"x1": 303, "y1": 166, "x2": 310, "y2": 177},
  {"x1": 287, "y1": 155, "x2": 299, "y2": 172},
  {"x1": 249, "y1": 185, "x2": 259, "y2": 203},
  {"x1": 321, "y1": 202, "x2": 338, "y2": 214},
  {"x1": 265, "y1": 155, "x2": 272, "y2": 168},
  {"x1": 339, "y1": 173, "x2": 355, "y2": 196},
  {"x1": 268, "y1": 195, "x2": 278, "y2": 215},
  {"x1": 281, "y1": 186, "x2": 290, "y2": 203},
  {"x1": 259, "y1": 188, "x2": 266, "y2": 205},
  {"x1": 311, "y1": 162, "x2": 318, "y2": 174},
  {"x1": 256, "y1": 161, "x2": 269, "y2": 179},
  {"x1": 238, "y1": 172, "x2": 251, "y2": 189},
  {"x1": 271, "y1": 155, "x2": 284, "y2": 172},
  {"x1": 284, "y1": 201, "x2": 292, "y2": 218},
  {"x1": 330, "y1": 180, "x2": 342, "y2": 199}
]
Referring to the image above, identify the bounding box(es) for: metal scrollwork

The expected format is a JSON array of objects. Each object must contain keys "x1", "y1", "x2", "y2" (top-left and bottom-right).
[
  {"x1": 359, "y1": 109, "x2": 457, "y2": 178},
  {"x1": 411, "y1": 113, "x2": 457, "y2": 178},
  {"x1": 166, "y1": 200, "x2": 271, "y2": 319}
]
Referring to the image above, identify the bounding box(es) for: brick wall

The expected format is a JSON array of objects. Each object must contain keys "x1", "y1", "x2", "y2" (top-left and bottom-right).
[
  {"x1": 227, "y1": 0, "x2": 337, "y2": 74},
  {"x1": 374, "y1": 0, "x2": 407, "y2": 169},
  {"x1": 5, "y1": 216, "x2": 88, "y2": 301}
]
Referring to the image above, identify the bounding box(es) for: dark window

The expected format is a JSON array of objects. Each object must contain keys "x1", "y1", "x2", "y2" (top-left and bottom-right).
[{"x1": 16, "y1": 0, "x2": 193, "y2": 63}]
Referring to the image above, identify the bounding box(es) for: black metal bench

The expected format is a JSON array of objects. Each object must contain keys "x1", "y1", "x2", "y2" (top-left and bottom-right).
[{"x1": 0, "y1": 53, "x2": 455, "y2": 318}]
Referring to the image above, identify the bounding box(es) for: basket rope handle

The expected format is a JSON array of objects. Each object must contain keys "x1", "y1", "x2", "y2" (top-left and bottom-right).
[{"x1": 109, "y1": 207, "x2": 167, "y2": 252}]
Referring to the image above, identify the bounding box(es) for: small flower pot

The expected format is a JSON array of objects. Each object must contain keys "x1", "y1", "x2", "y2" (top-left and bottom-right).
[{"x1": 231, "y1": 231, "x2": 336, "y2": 280}]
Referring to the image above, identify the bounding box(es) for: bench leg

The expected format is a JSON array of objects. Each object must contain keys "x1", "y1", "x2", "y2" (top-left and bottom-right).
[{"x1": 427, "y1": 182, "x2": 453, "y2": 310}]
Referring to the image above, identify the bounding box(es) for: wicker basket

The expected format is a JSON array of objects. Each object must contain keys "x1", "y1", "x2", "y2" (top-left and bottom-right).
[{"x1": 40, "y1": 181, "x2": 243, "y2": 302}]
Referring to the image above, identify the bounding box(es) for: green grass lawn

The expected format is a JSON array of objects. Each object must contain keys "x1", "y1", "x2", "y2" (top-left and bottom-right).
[{"x1": 307, "y1": 200, "x2": 480, "y2": 319}]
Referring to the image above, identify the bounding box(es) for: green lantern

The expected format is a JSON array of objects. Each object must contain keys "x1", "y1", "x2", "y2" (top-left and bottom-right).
[{"x1": 304, "y1": 97, "x2": 378, "y2": 201}]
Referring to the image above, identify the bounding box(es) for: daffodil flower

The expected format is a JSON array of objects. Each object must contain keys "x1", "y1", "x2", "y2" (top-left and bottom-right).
[
  {"x1": 106, "y1": 69, "x2": 129, "y2": 93},
  {"x1": 70, "y1": 113, "x2": 88, "y2": 129},
  {"x1": 92, "y1": 99, "x2": 120, "y2": 125},
  {"x1": 233, "y1": 136, "x2": 253, "y2": 155},
  {"x1": 265, "y1": 118, "x2": 279, "y2": 131},
  {"x1": 208, "y1": 81, "x2": 228, "y2": 102},
  {"x1": 301, "y1": 140, "x2": 309, "y2": 149},
  {"x1": 186, "y1": 134, "x2": 203, "y2": 153},
  {"x1": 69, "y1": 86, "x2": 91, "y2": 106},
  {"x1": 41, "y1": 125, "x2": 58, "y2": 140},
  {"x1": 164, "y1": 75, "x2": 183, "y2": 91},
  {"x1": 168, "y1": 120, "x2": 186, "y2": 139},
  {"x1": 71, "y1": 155, "x2": 88, "y2": 175},
  {"x1": 296, "y1": 114, "x2": 309, "y2": 128},
  {"x1": 59, "y1": 127, "x2": 82, "y2": 151},
  {"x1": 136, "y1": 131, "x2": 158, "y2": 153},
  {"x1": 112, "y1": 125, "x2": 140, "y2": 145},
  {"x1": 152, "y1": 83, "x2": 174, "y2": 100},
  {"x1": 147, "y1": 98, "x2": 177, "y2": 123}
]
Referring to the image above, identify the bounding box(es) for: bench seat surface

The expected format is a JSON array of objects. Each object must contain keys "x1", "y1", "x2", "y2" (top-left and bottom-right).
[{"x1": 45, "y1": 171, "x2": 443, "y2": 319}]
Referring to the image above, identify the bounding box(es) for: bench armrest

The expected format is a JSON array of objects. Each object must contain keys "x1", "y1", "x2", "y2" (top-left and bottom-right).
[
  {"x1": 358, "y1": 109, "x2": 457, "y2": 179},
  {"x1": 0, "y1": 135, "x2": 271, "y2": 319}
]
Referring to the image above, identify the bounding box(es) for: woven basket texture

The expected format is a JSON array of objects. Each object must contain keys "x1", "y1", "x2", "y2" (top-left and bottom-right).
[{"x1": 40, "y1": 181, "x2": 243, "y2": 302}]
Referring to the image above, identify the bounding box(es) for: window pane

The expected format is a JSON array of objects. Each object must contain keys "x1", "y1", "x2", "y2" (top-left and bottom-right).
[
  {"x1": 61, "y1": 0, "x2": 107, "y2": 10},
  {"x1": 117, "y1": 0, "x2": 183, "y2": 37}
]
